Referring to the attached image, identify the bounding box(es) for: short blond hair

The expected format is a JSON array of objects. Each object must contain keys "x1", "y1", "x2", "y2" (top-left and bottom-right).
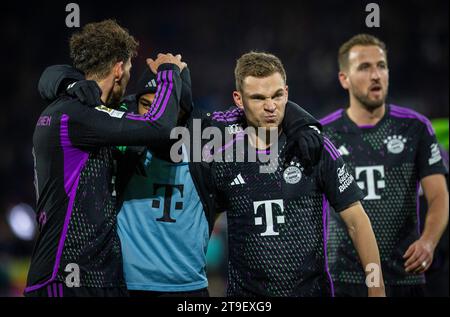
[{"x1": 234, "y1": 51, "x2": 287, "y2": 92}]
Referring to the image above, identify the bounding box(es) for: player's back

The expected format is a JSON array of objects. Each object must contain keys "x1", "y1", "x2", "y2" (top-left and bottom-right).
[{"x1": 26, "y1": 97, "x2": 125, "y2": 294}]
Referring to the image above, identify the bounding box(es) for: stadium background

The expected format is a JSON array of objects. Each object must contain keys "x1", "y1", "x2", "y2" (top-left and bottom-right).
[{"x1": 0, "y1": 0, "x2": 448, "y2": 297}]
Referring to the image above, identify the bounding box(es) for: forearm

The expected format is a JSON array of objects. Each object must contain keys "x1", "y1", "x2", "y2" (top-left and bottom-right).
[
  {"x1": 420, "y1": 193, "x2": 449, "y2": 248},
  {"x1": 70, "y1": 64, "x2": 181, "y2": 148},
  {"x1": 346, "y1": 211, "x2": 384, "y2": 288}
]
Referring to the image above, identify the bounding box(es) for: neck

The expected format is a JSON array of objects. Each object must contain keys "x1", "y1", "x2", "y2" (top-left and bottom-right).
[
  {"x1": 347, "y1": 96, "x2": 386, "y2": 127},
  {"x1": 86, "y1": 75, "x2": 114, "y2": 105}
]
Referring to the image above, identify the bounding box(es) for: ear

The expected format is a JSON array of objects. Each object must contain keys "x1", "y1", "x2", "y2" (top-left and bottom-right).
[
  {"x1": 233, "y1": 91, "x2": 244, "y2": 109},
  {"x1": 113, "y1": 61, "x2": 125, "y2": 82},
  {"x1": 285, "y1": 85, "x2": 289, "y2": 99},
  {"x1": 338, "y1": 71, "x2": 350, "y2": 90}
]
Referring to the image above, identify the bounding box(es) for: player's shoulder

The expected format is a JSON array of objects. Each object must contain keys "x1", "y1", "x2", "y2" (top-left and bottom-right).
[
  {"x1": 389, "y1": 104, "x2": 434, "y2": 135},
  {"x1": 41, "y1": 95, "x2": 81, "y2": 115},
  {"x1": 319, "y1": 108, "x2": 345, "y2": 128},
  {"x1": 321, "y1": 135, "x2": 342, "y2": 163},
  {"x1": 54, "y1": 97, "x2": 127, "y2": 121}
]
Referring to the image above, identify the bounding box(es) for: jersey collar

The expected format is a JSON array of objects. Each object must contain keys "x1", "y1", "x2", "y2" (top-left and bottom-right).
[{"x1": 341, "y1": 104, "x2": 391, "y2": 134}]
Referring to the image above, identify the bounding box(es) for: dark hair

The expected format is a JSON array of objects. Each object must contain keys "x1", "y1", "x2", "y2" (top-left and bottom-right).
[
  {"x1": 234, "y1": 51, "x2": 287, "y2": 92},
  {"x1": 338, "y1": 34, "x2": 387, "y2": 71},
  {"x1": 70, "y1": 19, "x2": 139, "y2": 79}
]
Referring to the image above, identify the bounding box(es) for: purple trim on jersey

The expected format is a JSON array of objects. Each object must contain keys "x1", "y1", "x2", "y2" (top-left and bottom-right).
[
  {"x1": 324, "y1": 143, "x2": 337, "y2": 160},
  {"x1": 329, "y1": 138, "x2": 342, "y2": 158},
  {"x1": 322, "y1": 195, "x2": 335, "y2": 297},
  {"x1": 256, "y1": 149, "x2": 271, "y2": 155},
  {"x1": 442, "y1": 148, "x2": 449, "y2": 166},
  {"x1": 59, "y1": 283, "x2": 63, "y2": 297},
  {"x1": 390, "y1": 105, "x2": 434, "y2": 136},
  {"x1": 212, "y1": 116, "x2": 242, "y2": 123},
  {"x1": 25, "y1": 114, "x2": 89, "y2": 293},
  {"x1": 125, "y1": 74, "x2": 164, "y2": 119},
  {"x1": 149, "y1": 71, "x2": 168, "y2": 117},
  {"x1": 212, "y1": 108, "x2": 244, "y2": 123},
  {"x1": 416, "y1": 182, "x2": 421, "y2": 235},
  {"x1": 358, "y1": 124, "x2": 375, "y2": 129},
  {"x1": 320, "y1": 109, "x2": 344, "y2": 126},
  {"x1": 324, "y1": 137, "x2": 340, "y2": 161},
  {"x1": 47, "y1": 285, "x2": 52, "y2": 297},
  {"x1": 212, "y1": 108, "x2": 242, "y2": 118},
  {"x1": 53, "y1": 283, "x2": 58, "y2": 297},
  {"x1": 125, "y1": 113, "x2": 146, "y2": 121},
  {"x1": 125, "y1": 70, "x2": 174, "y2": 122},
  {"x1": 153, "y1": 70, "x2": 174, "y2": 121}
]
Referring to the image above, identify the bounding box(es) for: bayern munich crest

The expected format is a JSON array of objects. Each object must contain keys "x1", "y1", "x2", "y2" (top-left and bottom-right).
[
  {"x1": 283, "y1": 162, "x2": 302, "y2": 184},
  {"x1": 384, "y1": 135, "x2": 407, "y2": 154}
]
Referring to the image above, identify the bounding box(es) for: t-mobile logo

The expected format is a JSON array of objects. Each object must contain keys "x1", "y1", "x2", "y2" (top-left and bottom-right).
[
  {"x1": 253, "y1": 199, "x2": 285, "y2": 236},
  {"x1": 355, "y1": 166, "x2": 385, "y2": 200},
  {"x1": 152, "y1": 184, "x2": 184, "y2": 222}
]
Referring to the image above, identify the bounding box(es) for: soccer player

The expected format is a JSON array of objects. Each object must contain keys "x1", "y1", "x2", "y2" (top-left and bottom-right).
[
  {"x1": 112, "y1": 67, "x2": 213, "y2": 297},
  {"x1": 37, "y1": 57, "x2": 324, "y2": 297},
  {"x1": 209, "y1": 52, "x2": 386, "y2": 297},
  {"x1": 320, "y1": 34, "x2": 449, "y2": 297},
  {"x1": 25, "y1": 20, "x2": 186, "y2": 297}
]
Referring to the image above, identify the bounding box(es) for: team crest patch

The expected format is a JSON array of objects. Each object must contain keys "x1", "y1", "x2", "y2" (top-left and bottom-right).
[
  {"x1": 384, "y1": 135, "x2": 407, "y2": 154},
  {"x1": 283, "y1": 162, "x2": 303, "y2": 184}
]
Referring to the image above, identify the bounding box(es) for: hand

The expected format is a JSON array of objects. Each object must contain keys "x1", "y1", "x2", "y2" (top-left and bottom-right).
[
  {"x1": 403, "y1": 239, "x2": 435, "y2": 274},
  {"x1": 146, "y1": 53, "x2": 187, "y2": 74},
  {"x1": 368, "y1": 285, "x2": 386, "y2": 297},
  {"x1": 66, "y1": 80, "x2": 103, "y2": 107},
  {"x1": 285, "y1": 125, "x2": 323, "y2": 169}
]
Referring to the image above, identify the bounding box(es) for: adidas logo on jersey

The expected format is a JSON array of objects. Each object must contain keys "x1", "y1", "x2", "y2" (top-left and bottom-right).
[
  {"x1": 145, "y1": 79, "x2": 157, "y2": 89},
  {"x1": 231, "y1": 173, "x2": 246, "y2": 186}
]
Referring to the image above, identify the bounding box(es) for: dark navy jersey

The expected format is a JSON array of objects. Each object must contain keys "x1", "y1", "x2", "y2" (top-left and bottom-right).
[
  {"x1": 25, "y1": 64, "x2": 182, "y2": 293},
  {"x1": 211, "y1": 126, "x2": 364, "y2": 297},
  {"x1": 321, "y1": 104, "x2": 447, "y2": 286}
]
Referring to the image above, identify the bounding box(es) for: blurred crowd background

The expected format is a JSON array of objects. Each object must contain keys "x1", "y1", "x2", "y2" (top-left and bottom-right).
[{"x1": 0, "y1": 0, "x2": 448, "y2": 297}]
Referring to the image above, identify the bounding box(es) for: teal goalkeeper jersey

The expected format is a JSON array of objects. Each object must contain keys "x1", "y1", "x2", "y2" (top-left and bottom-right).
[{"x1": 117, "y1": 146, "x2": 209, "y2": 292}]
